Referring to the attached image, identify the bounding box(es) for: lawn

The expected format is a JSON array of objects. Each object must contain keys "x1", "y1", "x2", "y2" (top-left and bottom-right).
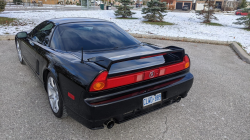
[
  {"x1": 243, "y1": 28, "x2": 250, "y2": 31},
  {"x1": 142, "y1": 21, "x2": 174, "y2": 25},
  {"x1": 0, "y1": 10, "x2": 250, "y2": 53},
  {"x1": 205, "y1": 22, "x2": 223, "y2": 26},
  {"x1": 0, "y1": 17, "x2": 16, "y2": 25},
  {"x1": 116, "y1": 17, "x2": 138, "y2": 19}
]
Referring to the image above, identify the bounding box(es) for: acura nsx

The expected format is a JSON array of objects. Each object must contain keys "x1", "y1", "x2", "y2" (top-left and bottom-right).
[{"x1": 15, "y1": 18, "x2": 194, "y2": 129}]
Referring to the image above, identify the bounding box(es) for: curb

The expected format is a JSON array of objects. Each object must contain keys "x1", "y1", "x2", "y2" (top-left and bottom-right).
[
  {"x1": 1, "y1": 34, "x2": 250, "y2": 64},
  {"x1": 230, "y1": 42, "x2": 250, "y2": 64},
  {"x1": 129, "y1": 33, "x2": 232, "y2": 45},
  {"x1": 130, "y1": 33, "x2": 250, "y2": 64}
]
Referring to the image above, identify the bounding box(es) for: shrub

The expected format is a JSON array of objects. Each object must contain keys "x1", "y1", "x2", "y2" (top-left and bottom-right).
[
  {"x1": 239, "y1": 0, "x2": 248, "y2": 9},
  {"x1": 196, "y1": 0, "x2": 218, "y2": 23},
  {"x1": 114, "y1": 0, "x2": 135, "y2": 18},
  {"x1": 13, "y1": 0, "x2": 22, "y2": 4},
  {"x1": 0, "y1": 0, "x2": 6, "y2": 12},
  {"x1": 233, "y1": 13, "x2": 250, "y2": 29},
  {"x1": 224, "y1": 7, "x2": 234, "y2": 11},
  {"x1": 142, "y1": 0, "x2": 167, "y2": 22}
]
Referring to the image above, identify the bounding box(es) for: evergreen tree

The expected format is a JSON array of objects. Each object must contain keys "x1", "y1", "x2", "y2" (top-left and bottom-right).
[
  {"x1": 114, "y1": 0, "x2": 135, "y2": 18},
  {"x1": 13, "y1": 0, "x2": 22, "y2": 4},
  {"x1": 142, "y1": 0, "x2": 167, "y2": 22},
  {"x1": 197, "y1": 0, "x2": 218, "y2": 23},
  {"x1": 239, "y1": 0, "x2": 248, "y2": 9},
  {"x1": 233, "y1": 13, "x2": 250, "y2": 29},
  {"x1": 0, "y1": 0, "x2": 6, "y2": 12}
]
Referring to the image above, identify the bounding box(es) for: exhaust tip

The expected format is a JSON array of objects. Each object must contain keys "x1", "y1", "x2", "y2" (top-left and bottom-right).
[
  {"x1": 176, "y1": 96, "x2": 182, "y2": 103},
  {"x1": 104, "y1": 120, "x2": 115, "y2": 129}
]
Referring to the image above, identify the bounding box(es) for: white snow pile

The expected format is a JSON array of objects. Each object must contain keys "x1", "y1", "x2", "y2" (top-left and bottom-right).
[{"x1": 0, "y1": 10, "x2": 249, "y2": 53}]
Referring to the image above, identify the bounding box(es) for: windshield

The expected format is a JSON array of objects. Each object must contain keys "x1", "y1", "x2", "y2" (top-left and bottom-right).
[{"x1": 50, "y1": 22, "x2": 140, "y2": 51}]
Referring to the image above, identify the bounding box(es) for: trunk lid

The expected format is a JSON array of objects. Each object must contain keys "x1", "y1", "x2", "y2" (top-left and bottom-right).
[{"x1": 70, "y1": 44, "x2": 184, "y2": 75}]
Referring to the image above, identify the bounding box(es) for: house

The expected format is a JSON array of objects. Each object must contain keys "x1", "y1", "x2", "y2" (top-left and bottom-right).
[
  {"x1": 176, "y1": 0, "x2": 194, "y2": 10},
  {"x1": 161, "y1": 0, "x2": 176, "y2": 9},
  {"x1": 195, "y1": 0, "x2": 239, "y2": 11},
  {"x1": 195, "y1": 0, "x2": 224, "y2": 10},
  {"x1": 162, "y1": 0, "x2": 195, "y2": 10},
  {"x1": 223, "y1": 0, "x2": 239, "y2": 11}
]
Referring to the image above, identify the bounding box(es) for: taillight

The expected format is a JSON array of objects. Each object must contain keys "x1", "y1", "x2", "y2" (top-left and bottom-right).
[
  {"x1": 89, "y1": 71, "x2": 108, "y2": 92},
  {"x1": 89, "y1": 55, "x2": 190, "y2": 92},
  {"x1": 136, "y1": 73, "x2": 144, "y2": 82},
  {"x1": 184, "y1": 55, "x2": 190, "y2": 68}
]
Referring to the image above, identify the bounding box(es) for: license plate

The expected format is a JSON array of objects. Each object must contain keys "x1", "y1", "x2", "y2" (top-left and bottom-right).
[{"x1": 143, "y1": 93, "x2": 162, "y2": 107}]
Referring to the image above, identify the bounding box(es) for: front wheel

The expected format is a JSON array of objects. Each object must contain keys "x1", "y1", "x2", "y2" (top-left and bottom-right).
[{"x1": 47, "y1": 73, "x2": 67, "y2": 118}]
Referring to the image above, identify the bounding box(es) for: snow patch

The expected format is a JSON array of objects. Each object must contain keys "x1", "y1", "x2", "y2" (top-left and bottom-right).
[{"x1": 0, "y1": 10, "x2": 249, "y2": 53}]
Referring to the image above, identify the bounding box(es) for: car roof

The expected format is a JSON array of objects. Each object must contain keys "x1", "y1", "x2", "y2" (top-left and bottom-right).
[{"x1": 48, "y1": 18, "x2": 111, "y2": 25}]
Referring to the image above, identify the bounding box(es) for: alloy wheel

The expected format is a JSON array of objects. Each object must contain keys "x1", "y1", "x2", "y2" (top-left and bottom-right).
[
  {"x1": 47, "y1": 77, "x2": 60, "y2": 113},
  {"x1": 16, "y1": 41, "x2": 22, "y2": 62}
]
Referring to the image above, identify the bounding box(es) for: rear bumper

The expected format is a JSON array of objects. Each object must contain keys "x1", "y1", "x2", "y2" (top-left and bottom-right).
[{"x1": 67, "y1": 72, "x2": 194, "y2": 130}]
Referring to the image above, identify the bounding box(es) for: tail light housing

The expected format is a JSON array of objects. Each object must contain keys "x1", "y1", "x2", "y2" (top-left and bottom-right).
[
  {"x1": 184, "y1": 55, "x2": 190, "y2": 68},
  {"x1": 89, "y1": 71, "x2": 108, "y2": 92},
  {"x1": 89, "y1": 55, "x2": 190, "y2": 92}
]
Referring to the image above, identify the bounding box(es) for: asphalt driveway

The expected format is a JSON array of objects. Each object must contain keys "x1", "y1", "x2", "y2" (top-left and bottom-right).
[{"x1": 0, "y1": 39, "x2": 249, "y2": 140}]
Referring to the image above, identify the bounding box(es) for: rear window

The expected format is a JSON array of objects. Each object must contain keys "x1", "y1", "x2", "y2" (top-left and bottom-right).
[{"x1": 50, "y1": 22, "x2": 140, "y2": 51}]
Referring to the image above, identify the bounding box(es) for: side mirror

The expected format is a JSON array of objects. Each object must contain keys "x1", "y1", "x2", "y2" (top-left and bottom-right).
[{"x1": 16, "y1": 32, "x2": 28, "y2": 39}]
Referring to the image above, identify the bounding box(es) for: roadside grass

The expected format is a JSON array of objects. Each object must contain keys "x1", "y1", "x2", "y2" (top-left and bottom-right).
[
  {"x1": 205, "y1": 22, "x2": 223, "y2": 26},
  {"x1": 236, "y1": 42, "x2": 243, "y2": 47},
  {"x1": 0, "y1": 17, "x2": 31, "y2": 26},
  {"x1": 243, "y1": 28, "x2": 250, "y2": 31},
  {"x1": 116, "y1": 17, "x2": 138, "y2": 19},
  {"x1": 143, "y1": 21, "x2": 174, "y2": 25},
  {"x1": 236, "y1": 42, "x2": 250, "y2": 55},
  {"x1": 0, "y1": 17, "x2": 16, "y2": 26}
]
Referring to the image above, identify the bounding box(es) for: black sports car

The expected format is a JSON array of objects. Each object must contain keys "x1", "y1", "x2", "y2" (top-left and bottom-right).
[{"x1": 15, "y1": 18, "x2": 194, "y2": 130}]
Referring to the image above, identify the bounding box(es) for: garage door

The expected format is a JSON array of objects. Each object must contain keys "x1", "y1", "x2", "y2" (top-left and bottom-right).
[
  {"x1": 176, "y1": 3, "x2": 182, "y2": 9},
  {"x1": 184, "y1": 3, "x2": 191, "y2": 9}
]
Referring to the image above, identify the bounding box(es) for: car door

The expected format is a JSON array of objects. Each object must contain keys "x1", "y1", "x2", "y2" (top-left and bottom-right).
[
  {"x1": 24, "y1": 21, "x2": 55, "y2": 74},
  {"x1": 21, "y1": 21, "x2": 47, "y2": 71},
  {"x1": 31, "y1": 21, "x2": 55, "y2": 75}
]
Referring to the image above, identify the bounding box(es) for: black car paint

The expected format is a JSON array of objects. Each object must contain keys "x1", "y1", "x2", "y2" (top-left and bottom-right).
[{"x1": 16, "y1": 18, "x2": 194, "y2": 129}]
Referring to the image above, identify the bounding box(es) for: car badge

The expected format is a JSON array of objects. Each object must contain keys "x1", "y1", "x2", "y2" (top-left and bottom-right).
[{"x1": 149, "y1": 71, "x2": 155, "y2": 78}]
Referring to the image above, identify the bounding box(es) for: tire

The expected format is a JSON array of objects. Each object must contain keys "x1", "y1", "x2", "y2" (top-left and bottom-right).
[
  {"x1": 47, "y1": 72, "x2": 67, "y2": 118},
  {"x1": 15, "y1": 40, "x2": 25, "y2": 64}
]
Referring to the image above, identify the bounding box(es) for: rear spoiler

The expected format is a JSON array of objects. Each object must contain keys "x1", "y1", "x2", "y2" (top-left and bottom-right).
[{"x1": 88, "y1": 46, "x2": 185, "y2": 70}]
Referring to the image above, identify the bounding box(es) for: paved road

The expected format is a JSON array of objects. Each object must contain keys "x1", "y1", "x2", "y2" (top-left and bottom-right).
[{"x1": 0, "y1": 39, "x2": 249, "y2": 140}]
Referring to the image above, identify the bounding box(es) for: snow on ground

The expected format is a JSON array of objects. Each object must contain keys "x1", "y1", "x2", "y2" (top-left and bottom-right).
[
  {"x1": 5, "y1": 4, "x2": 77, "y2": 9},
  {"x1": 0, "y1": 10, "x2": 249, "y2": 53}
]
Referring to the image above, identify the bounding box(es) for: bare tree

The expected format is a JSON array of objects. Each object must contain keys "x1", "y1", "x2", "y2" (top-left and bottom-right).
[
  {"x1": 0, "y1": 0, "x2": 6, "y2": 13},
  {"x1": 222, "y1": 1, "x2": 239, "y2": 11}
]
